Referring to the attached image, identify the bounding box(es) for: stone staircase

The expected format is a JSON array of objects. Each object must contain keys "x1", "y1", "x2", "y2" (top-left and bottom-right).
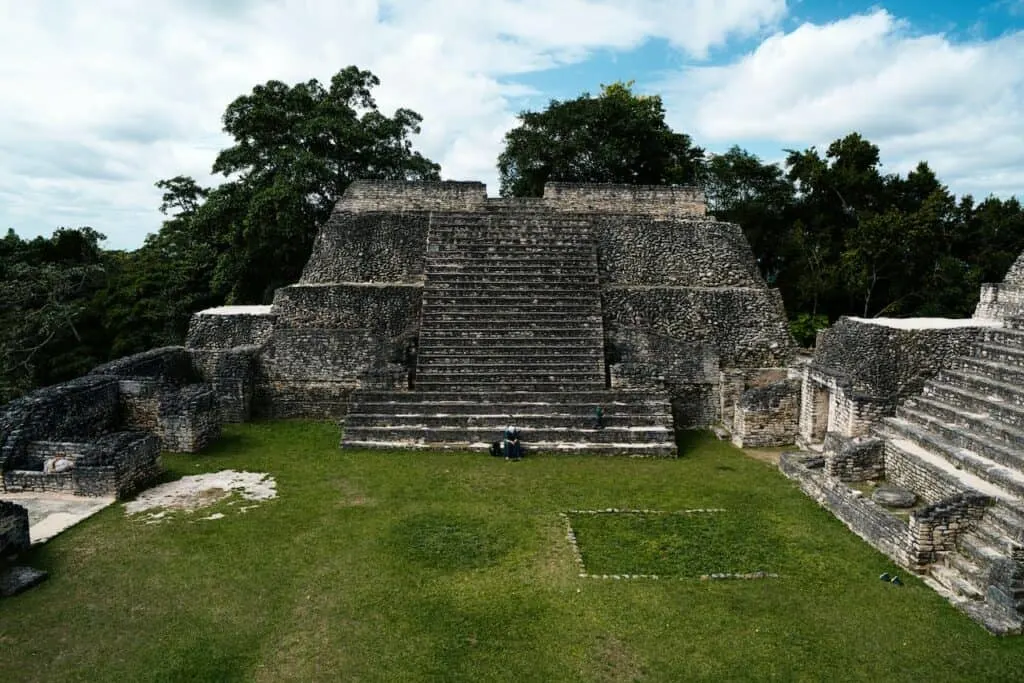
[
  {"x1": 341, "y1": 208, "x2": 676, "y2": 455},
  {"x1": 874, "y1": 319, "x2": 1024, "y2": 629}
]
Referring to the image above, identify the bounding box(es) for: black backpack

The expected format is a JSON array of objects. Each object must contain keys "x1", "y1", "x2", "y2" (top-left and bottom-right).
[{"x1": 489, "y1": 441, "x2": 503, "y2": 457}]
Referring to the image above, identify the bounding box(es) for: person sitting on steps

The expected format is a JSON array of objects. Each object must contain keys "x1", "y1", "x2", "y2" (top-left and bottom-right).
[{"x1": 504, "y1": 425, "x2": 522, "y2": 460}]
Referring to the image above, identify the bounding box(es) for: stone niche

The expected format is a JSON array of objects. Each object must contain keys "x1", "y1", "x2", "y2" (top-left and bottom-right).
[{"x1": 797, "y1": 316, "x2": 995, "y2": 448}]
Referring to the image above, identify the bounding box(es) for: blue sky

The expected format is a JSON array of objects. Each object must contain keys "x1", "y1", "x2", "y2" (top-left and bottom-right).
[{"x1": 1, "y1": 0, "x2": 1023, "y2": 249}]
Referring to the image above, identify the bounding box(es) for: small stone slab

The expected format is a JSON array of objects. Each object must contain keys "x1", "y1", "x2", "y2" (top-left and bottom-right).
[
  {"x1": 872, "y1": 486, "x2": 917, "y2": 508},
  {"x1": 0, "y1": 565, "x2": 49, "y2": 597}
]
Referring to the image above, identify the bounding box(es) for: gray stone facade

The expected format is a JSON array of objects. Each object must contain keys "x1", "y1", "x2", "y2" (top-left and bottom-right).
[{"x1": 184, "y1": 180, "x2": 796, "y2": 445}]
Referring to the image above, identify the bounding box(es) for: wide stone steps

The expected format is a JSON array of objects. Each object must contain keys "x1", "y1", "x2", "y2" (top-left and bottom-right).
[
  {"x1": 419, "y1": 328, "x2": 603, "y2": 341},
  {"x1": 417, "y1": 363, "x2": 603, "y2": 377},
  {"x1": 341, "y1": 438, "x2": 676, "y2": 456},
  {"x1": 342, "y1": 424, "x2": 670, "y2": 444},
  {"x1": 432, "y1": 246, "x2": 596, "y2": 257},
  {"x1": 878, "y1": 418, "x2": 1024, "y2": 499},
  {"x1": 421, "y1": 310, "x2": 600, "y2": 320},
  {"x1": 932, "y1": 563, "x2": 985, "y2": 601},
  {"x1": 426, "y1": 274, "x2": 598, "y2": 286},
  {"x1": 418, "y1": 354, "x2": 601, "y2": 366},
  {"x1": 973, "y1": 341, "x2": 1024, "y2": 368},
  {"x1": 922, "y1": 381, "x2": 1024, "y2": 431},
  {"x1": 421, "y1": 305, "x2": 601, "y2": 317},
  {"x1": 899, "y1": 395, "x2": 1024, "y2": 458},
  {"x1": 414, "y1": 380, "x2": 607, "y2": 393},
  {"x1": 428, "y1": 255, "x2": 596, "y2": 265},
  {"x1": 982, "y1": 326, "x2": 1024, "y2": 349},
  {"x1": 350, "y1": 401, "x2": 660, "y2": 418},
  {"x1": 953, "y1": 356, "x2": 1024, "y2": 386},
  {"x1": 934, "y1": 369, "x2": 1024, "y2": 409},
  {"x1": 345, "y1": 413, "x2": 664, "y2": 430},
  {"x1": 896, "y1": 403, "x2": 1024, "y2": 471}
]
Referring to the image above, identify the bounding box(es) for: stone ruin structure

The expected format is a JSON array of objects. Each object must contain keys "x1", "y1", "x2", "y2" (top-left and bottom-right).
[
  {"x1": 783, "y1": 252, "x2": 1024, "y2": 634},
  {"x1": 184, "y1": 180, "x2": 797, "y2": 454},
  {"x1": 6, "y1": 178, "x2": 1024, "y2": 633},
  {"x1": 0, "y1": 347, "x2": 219, "y2": 498}
]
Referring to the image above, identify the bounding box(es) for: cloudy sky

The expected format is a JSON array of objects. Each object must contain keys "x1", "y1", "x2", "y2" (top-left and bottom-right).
[{"x1": 2, "y1": 0, "x2": 1022, "y2": 250}]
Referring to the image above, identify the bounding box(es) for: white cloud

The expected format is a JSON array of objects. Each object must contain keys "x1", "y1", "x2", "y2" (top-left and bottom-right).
[
  {"x1": 661, "y1": 9, "x2": 1024, "y2": 200},
  {"x1": 0, "y1": 0, "x2": 786, "y2": 248}
]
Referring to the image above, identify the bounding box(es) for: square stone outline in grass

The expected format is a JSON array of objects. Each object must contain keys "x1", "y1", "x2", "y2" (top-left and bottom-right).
[{"x1": 560, "y1": 508, "x2": 780, "y2": 581}]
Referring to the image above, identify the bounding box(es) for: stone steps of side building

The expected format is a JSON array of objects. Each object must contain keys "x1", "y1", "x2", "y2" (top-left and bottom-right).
[
  {"x1": 934, "y1": 369, "x2": 1024, "y2": 409},
  {"x1": 430, "y1": 217, "x2": 594, "y2": 227},
  {"x1": 414, "y1": 380, "x2": 607, "y2": 393},
  {"x1": 943, "y1": 549, "x2": 987, "y2": 585},
  {"x1": 341, "y1": 424, "x2": 673, "y2": 445},
  {"x1": 422, "y1": 293, "x2": 600, "y2": 304},
  {"x1": 983, "y1": 501, "x2": 1024, "y2": 544},
  {"x1": 428, "y1": 228, "x2": 595, "y2": 240},
  {"x1": 972, "y1": 341, "x2": 1024, "y2": 369},
  {"x1": 922, "y1": 381, "x2": 1024, "y2": 431},
  {"x1": 419, "y1": 321, "x2": 602, "y2": 334},
  {"x1": 425, "y1": 268, "x2": 598, "y2": 278},
  {"x1": 931, "y1": 562, "x2": 986, "y2": 601},
  {"x1": 969, "y1": 518, "x2": 1016, "y2": 553},
  {"x1": 425, "y1": 274, "x2": 598, "y2": 286},
  {"x1": 956, "y1": 533, "x2": 1018, "y2": 589},
  {"x1": 878, "y1": 417, "x2": 1024, "y2": 500},
  {"x1": 344, "y1": 413, "x2": 664, "y2": 430},
  {"x1": 953, "y1": 356, "x2": 1024, "y2": 387},
  {"x1": 981, "y1": 325, "x2": 1024, "y2": 349},
  {"x1": 896, "y1": 403, "x2": 1024, "y2": 472},
  {"x1": 340, "y1": 438, "x2": 676, "y2": 456},
  {"x1": 902, "y1": 395, "x2": 1024, "y2": 448}
]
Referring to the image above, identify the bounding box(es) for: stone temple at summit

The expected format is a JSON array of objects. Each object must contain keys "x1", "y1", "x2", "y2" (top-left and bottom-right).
[{"x1": 185, "y1": 180, "x2": 798, "y2": 454}]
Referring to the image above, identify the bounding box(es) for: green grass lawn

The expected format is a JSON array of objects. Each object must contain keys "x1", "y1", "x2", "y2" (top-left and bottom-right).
[{"x1": 2, "y1": 423, "x2": 1024, "y2": 682}]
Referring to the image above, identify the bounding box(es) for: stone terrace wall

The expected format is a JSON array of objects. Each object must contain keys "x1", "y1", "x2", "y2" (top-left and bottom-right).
[
  {"x1": 544, "y1": 183, "x2": 705, "y2": 217},
  {"x1": 0, "y1": 501, "x2": 30, "y2": 554},
  {"x1": 186, "y1": 307, "x2": 275, "y2": 349},
  {"x1": 90, "y1": 346, "x2": 198, "y2": 383},
  {"x1": 594, "y1": 218, "x2": 762, "y2": 287},
  {"x1": 336, "y1": 180, "x2": 487, "y2": 213},
  {"x1": 301, "y1": 212, "x2": 431, "y2": 284}
]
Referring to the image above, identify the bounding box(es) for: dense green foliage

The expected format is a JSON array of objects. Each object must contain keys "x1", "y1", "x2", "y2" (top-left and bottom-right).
[
  {"x1": 3, "y1": 73, "x2": 1023, "y2": 398},
  {"x1": 3, "y1": 424, "x2": 1024, "y2": 681}
]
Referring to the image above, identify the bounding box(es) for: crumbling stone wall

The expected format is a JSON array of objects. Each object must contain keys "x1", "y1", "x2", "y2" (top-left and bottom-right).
[
  {"x1": 976, "y1": 251, "x2": 1024, "y2": 319},
  {"x1": 89, "y1": 347, "x2": 220, "y2": 452},
  {"x1": 0, "y1": 501, "x2": 30, "y2": 554},
  {"x1": 336, "y1": 181, "x2": 487, "y2": 213},
  {"x1": 822, "y1": 434, "x2": 885, "y2": 481},
  {"x1": 543, "y1": 183, "x2": 706, "y2": 217},
  {"x1": 908, "y1": 494, "x2": 991, "y2": 568},
  {"x1": 300, "y1": 213, "x2": 431, "y2": 284}
]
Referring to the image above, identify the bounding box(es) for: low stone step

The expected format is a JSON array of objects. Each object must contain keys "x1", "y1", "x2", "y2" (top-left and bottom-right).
[
  {"x1": 341, "y1": 424, "x2": 672, "y2": 445},
  {"x1": 422, "y1": 293, "x2": 599, "y2": 303},
  {"x1": 901, "y1": 395, "x2": 1024, "y2": 452},
  {"x1": 426, "y1": 283, "x2": 596, "y2": 294},
  {"x1": 958, "y1": 531, "x2": 1011, "y2": 570},
  {"x1": 935, "y1": 369, "x2": 1024, "y2": 409},
  {"x1": 931, "y1": 563, "x2": 985, "y2": 600},
  {"x1": 352, "y1": 389, "x2": 667, "y2": 402},
  {"x1": 431, "y1": 246, "x2": 595, "y2": 257},
  {"x1": 340, "y1": 439, "x2": 675, "y2": 456},
  {"x1": 349, "y1": 401, "x2": 666, "y2": 417},
  {"x1": 954, "y1": 356, "x2": 1024, "y2": 386},
  {"x1": 344, "y1": 413, "x2": 664, "y2": 429},
  {"x1": 414, "y1": 381, "x2": 607, "y2": 393},
  {"x1": 896, "y1": 404, "x2": 1024, "y2": 472},
  {"x1": 427, "y1": 255, "x2": 595, "y2": 265},
  {"x1": 984, "y1": 502, "x2": 1024, "y2": 543},
  {"x1": 416, "y1": 365, "x2": 604, "y2": 378},
  {"x1": 416, "y1": 371, "x2": 605, "y2": 385},
  {"x1": 426, "y1": 275, "x2": 599, "y2": 286},
  {"x1": 944, "y1": 550, "x2": 985, "y2": 583},
  {"x1": 879, "y1": 418, "x2": 1024, "y2": 499},
  {"x1": 973, "y1": 342, "x2": 1024, "y2": 369},
  {"x1": 418, "y1": 354, "x2": 602, "y2": 366},
  {"x1": 922, "y1": 381, "x2": 1024, "y2": 431},
  {"x1": 970, "y1": 519, "x2": 1014, "y2": 554},
  {"x1": 417, "y1": 345, "x2": 601, "y2": 357}
]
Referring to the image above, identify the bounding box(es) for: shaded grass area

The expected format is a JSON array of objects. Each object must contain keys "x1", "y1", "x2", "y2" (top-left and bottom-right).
[
  {"x1": 1, "y1": 422, "x2": 1023, "y2": 681},
  {"x1": 570, "y1": 511, "x2": 779, "y2": 577}
]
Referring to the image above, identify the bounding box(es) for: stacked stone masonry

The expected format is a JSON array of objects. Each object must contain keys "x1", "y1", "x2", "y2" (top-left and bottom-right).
[
  {"x1": 185, "y1": 180, "x2": 797, "y2": 451},
  {"x1": 0, "y1": 501, "x2": 30, "y2": 555}
]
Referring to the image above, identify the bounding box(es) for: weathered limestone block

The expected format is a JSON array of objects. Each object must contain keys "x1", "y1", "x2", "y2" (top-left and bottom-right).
[
  {"x1": 908, "y1": 493, "x2": 991, "y2": 567},
  {"x1": 158, "y1": 385, "x2": 220, "y2": 453},
  {"x1": 823, "y1": 433, "x2": 885, "y2": 481},
  {"x1": 300, "y1": 212, "x2": 430, "y2": 284},
  {"x1": 336, "y1": 180, "x2": 487, "y2": 213},
  {"x1": 543, "y1": 183, "x2": 705, "y2": 217},
  {"x1": 185, "y1": 307, "x2": 275, "y2": 349},
  {"x1": 0, "y1": 501, "x2": 30, "y2": 555},
  {"x1": 189, "y1": 346, "x2": 260, "y2": 423},
  {"x1": 731, "y1": 378, "x2": 800, "y2": 448}
]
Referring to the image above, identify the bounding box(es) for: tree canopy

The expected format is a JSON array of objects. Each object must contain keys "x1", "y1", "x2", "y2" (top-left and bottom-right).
[{"x1": 498, "y1": 81, "x2": 705, "y2": 196}]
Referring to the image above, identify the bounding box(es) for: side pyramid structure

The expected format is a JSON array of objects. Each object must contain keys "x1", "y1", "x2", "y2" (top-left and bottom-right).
[{"x1": 186, "y1": 181, "x2": 796, "y2": 454}]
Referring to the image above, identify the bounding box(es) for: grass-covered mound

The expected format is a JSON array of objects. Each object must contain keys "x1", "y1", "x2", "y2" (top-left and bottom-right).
[{"x1": 1, "y1": 423, "x2": 1023, "y2": 682}]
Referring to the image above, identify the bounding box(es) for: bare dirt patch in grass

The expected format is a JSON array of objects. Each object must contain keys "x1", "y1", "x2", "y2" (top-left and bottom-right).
[{"x1": 124, "y1": 470, "x2": 277, "y2": 522}]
